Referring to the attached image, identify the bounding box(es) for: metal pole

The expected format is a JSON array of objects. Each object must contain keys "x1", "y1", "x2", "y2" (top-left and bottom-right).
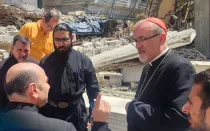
[{"x1": 110, "y1": 0, "x2": 116, "y2": 19}]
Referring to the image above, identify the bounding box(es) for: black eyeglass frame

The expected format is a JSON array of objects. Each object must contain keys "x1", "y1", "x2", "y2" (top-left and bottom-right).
[{"x1": 134, "y1": 34, "x2": 160, "y2": 43}]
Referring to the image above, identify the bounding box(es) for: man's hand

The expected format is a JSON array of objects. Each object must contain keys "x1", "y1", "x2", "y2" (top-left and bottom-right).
[
  {"x1": 92, "y1": 93, "x2": 111, "y2": 123},
  {"x1": 125, "y1": 101, "x2": 131, "y2": 113}
]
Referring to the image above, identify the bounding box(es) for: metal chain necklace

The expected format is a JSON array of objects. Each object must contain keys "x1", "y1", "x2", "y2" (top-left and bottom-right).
[{"x1": 136, "y1": 50, "x2": 171, "y2": 100}]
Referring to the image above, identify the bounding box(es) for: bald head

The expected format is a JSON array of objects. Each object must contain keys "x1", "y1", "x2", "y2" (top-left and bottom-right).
[{"x1": 5, "y1": 63, "x2": 44, "y2": 95}]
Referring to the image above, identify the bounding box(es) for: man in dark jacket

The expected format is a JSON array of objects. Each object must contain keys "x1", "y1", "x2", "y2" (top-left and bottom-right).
[
  {"x1": 39, "y1": 23, "x2": 100, "y2": 131},
  {"x1": 0, "y1": 62, "x2": 111, "y2": 131},
  {"x1": 0, "y1": 35, "x2": 38, "y2": 109},
  {"x1": 126, "y1": 17, "x2": 196, "y2": 131}
]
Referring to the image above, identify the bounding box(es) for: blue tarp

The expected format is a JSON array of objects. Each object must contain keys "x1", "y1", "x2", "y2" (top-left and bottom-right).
[{"x1": 65, "y1": 17, "x2": 108, "y2": 36}]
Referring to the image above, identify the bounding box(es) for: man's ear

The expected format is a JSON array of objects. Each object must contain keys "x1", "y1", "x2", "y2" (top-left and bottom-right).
[
  {"x1": 28, "y1": 83, "x2": 39, "y2": 99},
  {"x1": 71, "y1": 34, "x2": 74, "y2": 40},
  {"x1": 42, "y1": 17, "x2": 46, "y2": 23},
  {"x1": 159, "y1": 33, "x2": 166, "y2": 45},
  {"x1": 10, "y1": 45, "x2": 14, "y2": 51}
]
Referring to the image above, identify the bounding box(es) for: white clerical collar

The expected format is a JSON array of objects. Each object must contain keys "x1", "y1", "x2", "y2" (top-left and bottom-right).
[{"x1": 149, "y1": 47, "x2": 169, "y2": 66}]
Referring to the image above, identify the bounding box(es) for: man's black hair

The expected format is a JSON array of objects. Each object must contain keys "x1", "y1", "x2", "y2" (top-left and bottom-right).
[
  {"x1": 194, "y1": 69, "x2": 210, "y2": 110},
  {"x1": 53, "y1": 23, "x2": 73, "y2": 38},
  {"x1": 12, "y1": 35, "x2": 30, "y2": 46}
]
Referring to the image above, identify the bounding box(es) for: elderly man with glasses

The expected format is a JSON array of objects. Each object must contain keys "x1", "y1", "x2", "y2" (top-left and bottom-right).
[
  {"x1": 38, "y1": 23, "x2": 100, "y2": 131},
  {"x1": 125, "y1": 17, "x2": 196, "y2": 131},
  {"x1": 19, "y1": 8, "x2": 60, "y2": 61}
]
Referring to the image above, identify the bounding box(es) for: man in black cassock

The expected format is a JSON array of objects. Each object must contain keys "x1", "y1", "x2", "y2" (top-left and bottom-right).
[
  {"x1": 126, "y1": 17, "x2": 196, "y2": 131},
  {"x1": 0, "y1": 35, "x2": 38, "y2": 109},
  {"x1": 39, "y1": 23, "x2": 100, "y2": 131}
]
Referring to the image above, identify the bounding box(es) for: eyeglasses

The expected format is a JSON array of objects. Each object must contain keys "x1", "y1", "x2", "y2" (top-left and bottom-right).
[
  {"x1": 54, "y1": 37, "x2": 71, "y2": 43},
  {"x1": 134, "y1": 34, "x2": 160, "y2": 43}
]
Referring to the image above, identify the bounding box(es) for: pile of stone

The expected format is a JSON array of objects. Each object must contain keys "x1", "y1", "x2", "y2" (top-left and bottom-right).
[
  {"x1": 0, "y1": 49, "x2": 9, "y2": 61},
  {"x1": 0, "y1": 4, "x2": 44, "y2": 28},
  {"x1": 61, "y1": 11, "x2": 86, "y2": 22},
  {"x1": 73, "y1": 37, "x2": 129, "y2": 57},
  {"x1": 0, "y1": 25, "x2": 18, "y2": 52}
]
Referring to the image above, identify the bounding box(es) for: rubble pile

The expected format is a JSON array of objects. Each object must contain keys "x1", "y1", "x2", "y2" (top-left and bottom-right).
[
  {"x1": 100, "y1": 88, "x2": 135, "y2": 99},
  {"x1": 172, "y1": 47, "x2": 206, "y2": 60},
  {"x1": 0, "y1": 25, "x2": 18, "y2": 53},
  {"x1": 74, "y1": 28, "x2": 197, "y2": 58},
  {"x1": 0, "y1": 4, "x2": 44, "y2": 28},
  {"x1": 73, "y1": 37, "x2": 129, "y2": 57},
  {"x1": 61, "y1": 11, "x2": 86, "y2": 22},
  {"x1": 0, "y1": 49, "x2": 9, "y2": 61}
]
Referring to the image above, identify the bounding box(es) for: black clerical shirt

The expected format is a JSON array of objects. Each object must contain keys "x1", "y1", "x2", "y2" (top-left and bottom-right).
[
  {"x1": 0, "y1": 56, "x2": 38, "y2": 109},
  {"x1": 127, "y1": 49, "x2": 195, "y2": 131}
]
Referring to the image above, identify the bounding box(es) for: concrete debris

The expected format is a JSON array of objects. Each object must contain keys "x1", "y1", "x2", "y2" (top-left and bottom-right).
[
  {"x1": 90, "y1": 43, "x2": 137, "y2": 68},
  {"x1": 0, "y1": 25, "x2": 18, "y2": 52},
  {"x1": 167, "y1": 28, "x2": 196, "y2": 48},
  {"x1": 89, "y1": 28, "x2": 197, "y2": 68},
  {"x1": 96, "y1": 72, "x2": 122, "y2": 87},
  {"x1": 96, "y1": 59, "x2": 140, "y2": 72},
  {"x1": 172, "y1": 46, "x2": 206, "y2": 60},
  {"x1": 61, "y1": 11, "x2": 86, "y2": 22},
  {"x1": 100, "y1": 88, "x2": 135, "y2": 99},
  {"x1": 0, "y1": 25, "x2": 17, "y2": 36},
  {"x1": 73, "y1": 37, "x2": 132, "y2": 57},
  {"x1": 0, "y1": 4, "x2": 44, "y2": 28},
  {"x1": 0, "y1": 49, "x2": 9, "y2": 60}
]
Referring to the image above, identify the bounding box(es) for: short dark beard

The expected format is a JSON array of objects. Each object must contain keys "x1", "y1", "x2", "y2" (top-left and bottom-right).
[
  {"x1": 191, "y1": 112, "x2": 210, "y2": 131},
  {"x1": 54, "y1": 41, "x2": 72, "y2": 53}
]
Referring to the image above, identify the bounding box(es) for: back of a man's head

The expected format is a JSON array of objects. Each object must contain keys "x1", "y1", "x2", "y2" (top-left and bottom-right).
[{"x1": 5, "y1": 63, "x2": 50, "y2": 107}]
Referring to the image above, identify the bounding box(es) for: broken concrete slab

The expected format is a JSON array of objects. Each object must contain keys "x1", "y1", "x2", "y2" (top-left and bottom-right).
[
  {"x1": 105, "y1": 40, "x2": 123, "y2": 47},
  {"x1": 90, "y1": 43, "x2": 138, "y2": 68},
  {"x1": 167, "y1": 28, "x2": 196, "y2": 48},
  {"x1": 0, "y1": 35, "x2": 14, "y2": 51},
  {"x1": 0, "y1": 49, "x2": 9, "y2": 60},
  {"x1": 90, "y1": 28, "x2": 197, "y2": 68}
]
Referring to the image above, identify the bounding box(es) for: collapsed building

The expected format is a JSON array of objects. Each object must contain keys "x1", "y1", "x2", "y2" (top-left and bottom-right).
[{"x1": 0, "y1": 1, "x2": 208, "y2": 99}]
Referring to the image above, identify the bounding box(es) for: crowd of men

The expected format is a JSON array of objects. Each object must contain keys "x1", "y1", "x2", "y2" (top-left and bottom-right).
[{"x1": 0, "y1": 8, "x2": 210, "y2": 131}]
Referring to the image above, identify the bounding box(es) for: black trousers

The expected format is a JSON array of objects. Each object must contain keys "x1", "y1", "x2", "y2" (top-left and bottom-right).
[{"x1": 39, "y1": 99, "x2": 88, "y2": 131}]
